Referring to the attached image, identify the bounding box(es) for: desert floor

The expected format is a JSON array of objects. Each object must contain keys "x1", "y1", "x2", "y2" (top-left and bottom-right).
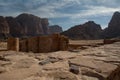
[{"x1": 0, "y1": 40, "x2": 120, "y2": 80}]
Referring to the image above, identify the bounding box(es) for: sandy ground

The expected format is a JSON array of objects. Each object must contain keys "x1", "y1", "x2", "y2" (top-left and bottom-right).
[{"x1": 0, "y1": 40, "x2": 119, "y2": 80}]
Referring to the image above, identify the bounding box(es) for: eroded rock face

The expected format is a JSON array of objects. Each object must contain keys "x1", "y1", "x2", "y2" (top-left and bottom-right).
[
  {"x1": 62, "y1": 21, "x2": 102, "y2": 40},
  {"x1": 103, "y1": 11, "x2": 120, "y2": 38},
  {"x1": 41, "y1": 18, "x2": 49, "y2": 34},
  {"x1": 6, "y1": 17, "x2": 23, "y2": 37},
  {"x1": 0, "y1": 13, "x2": 49, "y2": 38},
  {"x1": 16, "y1": 13, "x2": 44, "y2": 36},
  {"x1": 49, "y1": 25, "x2": 63, "y2": 34},
  {"x1": 0, "y1": 16, "x2": 9, "y2": 39}
]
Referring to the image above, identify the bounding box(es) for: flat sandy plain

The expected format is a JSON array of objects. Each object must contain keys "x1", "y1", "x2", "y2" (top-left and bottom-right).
[{"x1": 0, "y1": 40, "x2": 119, "y2": 80}]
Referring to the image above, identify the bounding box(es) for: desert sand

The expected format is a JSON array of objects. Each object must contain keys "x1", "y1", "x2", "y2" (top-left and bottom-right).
[{"x1": 0, "y1": 40, "x2": 120, "y2": 80}]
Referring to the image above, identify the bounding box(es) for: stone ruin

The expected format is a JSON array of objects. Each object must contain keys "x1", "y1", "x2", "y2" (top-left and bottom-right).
[
  {"x1": 7, "y1": 34, "x2": 69, "y2": 53},
  {"x1": 7, "y1": 37, "x2": 19, "y2": 51}
]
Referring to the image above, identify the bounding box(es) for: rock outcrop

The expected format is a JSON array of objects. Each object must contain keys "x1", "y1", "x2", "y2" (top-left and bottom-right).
[
  {"x1": 0, "y1": 16, "x2": 9, "y2": 39},
  {"x1": 103, "y1": 11, "x2": 120, "y2": 38},
  {"x1": 0, "y1": 13, "x2": 49, "y2": 38},
  {"x1": 15, "y1": 13, "x2": 46, "y2": 36},
  {"x1": 6, "y1": 17, "x2": 23, "y2": 37},
  {"x1": 49, "y1": 25, "x2": 63, "y2": 34},
  {"x1": 62, "y1": 21, "x2": 103, "y2": 40}
]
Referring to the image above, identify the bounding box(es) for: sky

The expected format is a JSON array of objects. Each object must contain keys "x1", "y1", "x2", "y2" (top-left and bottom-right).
[{"x1": 0, "y1": 0, "x2": 120, "y2": 30}]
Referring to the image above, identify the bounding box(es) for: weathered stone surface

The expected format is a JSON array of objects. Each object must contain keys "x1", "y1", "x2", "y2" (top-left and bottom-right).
[
  {"x1": 0, "y1": 16, "x2": 9, "y2": 39},
  {"x1": 7, "y1": 37, "x2": 19, "y2": 51},
  {"x1": 0, "y1": 13, "x2": 50, "y2": 38},
  {"x1": 19, "y1": 34, "x2": 69, "y2": 53},
  {"x1": 41, "y1": 18, "x2": 49, "y2": 34},
  {"x1": 62, "y1": 21, "x2": 102, "y2": 40},
  {"x1": 106, "y1": 65, "x2": 120, "y2": 80},
  {"x1": 1, "y1": 40, "x2": 120, "y2": 80},
  {"x1": 16, "y1": 13, "x2": 44, "y2": 36},
  {"x1": 6, "y1": 17, "x2": 23, "y2": 37},
  {"x1": 19, "y1": 40, "x2": 28, "y2": 52},
  {"x1": 38, "y1": 36, "x2": 53, "y2": 53},
  {"x1": 28, "y1": 37, "x2": 39, "y2": 53}
]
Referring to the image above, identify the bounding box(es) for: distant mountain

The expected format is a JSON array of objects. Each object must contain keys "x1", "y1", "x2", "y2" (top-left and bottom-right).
[
  {"x1": 62, "y1": 21, "x2": 103, "y2": 40},
  {"x1": 1, "y1": 11, "x2": 120, "y2": 39},
  {"x1": 49, "y1": 25, "x2": 63, "y2": 34},
  {"x1": 103, "y1": 11, "x2": 120, "y2": 38},
  {"x1": 0, "y1": 13, "x2": 49, "y2": 39}
]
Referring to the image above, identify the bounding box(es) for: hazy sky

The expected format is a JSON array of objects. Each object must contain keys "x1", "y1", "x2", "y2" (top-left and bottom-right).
[{"x1": 0, "y1": 0, "x2": 120, "y2": 30}]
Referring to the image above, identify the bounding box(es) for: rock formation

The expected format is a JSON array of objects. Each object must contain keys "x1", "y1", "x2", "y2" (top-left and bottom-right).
[
  {"x1": 62, "y1": 21, "x2": 103, "y2": 40},
  {"x1": 0, "y1": 16, "x2": 9, "y2": 39},
  {"x1": 49, "y1": 25, "x2": 63, "y2": 34},
  {"x1": 103, "y1": 11, "x2": 120, "y2": 38},
  {"x1": 6, "y1": 17, "x2": 23, "y2": 37},
  {"x1": 0, "y1": 13, "x2": 49, "y2": 38},
  {"x1": 41, "y1": 18, "x2": 49, "y2": 34},
  {"x1": 15, "y1": 13, "x2": 44, "y2": 36}
]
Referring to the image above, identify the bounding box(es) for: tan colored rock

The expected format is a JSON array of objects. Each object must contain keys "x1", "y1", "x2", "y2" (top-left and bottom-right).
[
  {"x1": 19, "y1": 34, "x2": 69, "y2": 53},
  {"x1": 19, "y1": 40, "x2": 28, "y2": 52},
  {"x1": 38, "y1": 36, "x2": 53, "y2": 53},
  {"x1": 50, "y1": 34, "x2": 60, "y2": 51},
  {"x1": 28, "y1": 37, "x2": 39, "y2": 53},
  {"x1": 60, "y1": 35, "x2": 69, "y2": 50},
  {"x1": 7, "y1": 37, "x2": 19, "y2": 51},
  {"x1": 106, "y1": 65, "x2": 120, "y2": 80}
]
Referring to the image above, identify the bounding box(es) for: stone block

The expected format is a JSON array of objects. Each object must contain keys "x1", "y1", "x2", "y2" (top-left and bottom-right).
[{"x1": 7, "y1": 37, "x2": 19, "y2": 51}]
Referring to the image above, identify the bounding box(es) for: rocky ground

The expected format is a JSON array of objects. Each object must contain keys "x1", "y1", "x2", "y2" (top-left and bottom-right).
[{"x1": 0, "y1": 41, "x2": 120, "y2": 80}]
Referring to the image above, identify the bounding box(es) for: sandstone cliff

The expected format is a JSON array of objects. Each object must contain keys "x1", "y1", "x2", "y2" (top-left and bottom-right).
[
  {"x1": 0, "y1": 16, "x2": 9, "y2": 39},
  {"x1": 0, "y1": 13, "x2": 49, "y2": 38},
  {"x1": 62, "y1": 21, "x2": 103, "y2": 40},
  {"x1": 49, "y1": 25, "x2": 63, "y2": 34},
  {"x1": 15, "y1": 13, "x2": 46, "y2": 36},
  {"x1": 103, "y1": 11, "x2": 120, "y2": 38}
]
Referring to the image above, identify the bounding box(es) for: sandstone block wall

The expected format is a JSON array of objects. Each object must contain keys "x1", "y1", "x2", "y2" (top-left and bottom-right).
[
  {"x1": 38, "y1": 36, "x2": 53, "y2": 53},
  {"x1": 18, "y1": 34, "x2": 69, "y2": 53},
  {"x1": 28, "y1": 37, "x2": 39, "y2": 53},
  {"x1": 19, "y1": 40, "x2": 28, "y2": 52},
  {"x1": 59, "y1": 35, "x2": 69, "y2": 50},
  {"x1": 7, "y1": 37, "x2": 19, "y2": 51}
]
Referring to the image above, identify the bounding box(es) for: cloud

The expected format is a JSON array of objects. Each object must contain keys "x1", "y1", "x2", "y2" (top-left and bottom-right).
[
  {"x1": 0, "y1": 0, "x2": 120, "y2": 30},
  {"x1": 71, "y1": 6, "x2": 120, "y2": 19}
]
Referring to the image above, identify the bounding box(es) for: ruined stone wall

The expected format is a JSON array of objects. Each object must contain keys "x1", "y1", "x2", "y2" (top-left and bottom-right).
[
  {"x1": 18, "y1": 34, "x2": 69, "y2": 53},
  {"x1": 28, "y1": 37, "x2": 39, "y2": 53},
  {"x1": 19, "y1": 39, "x2": 28, "y2": 52},
  {"x1": 7, "y1": 37, "x2": 19, "y2": 51}
]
